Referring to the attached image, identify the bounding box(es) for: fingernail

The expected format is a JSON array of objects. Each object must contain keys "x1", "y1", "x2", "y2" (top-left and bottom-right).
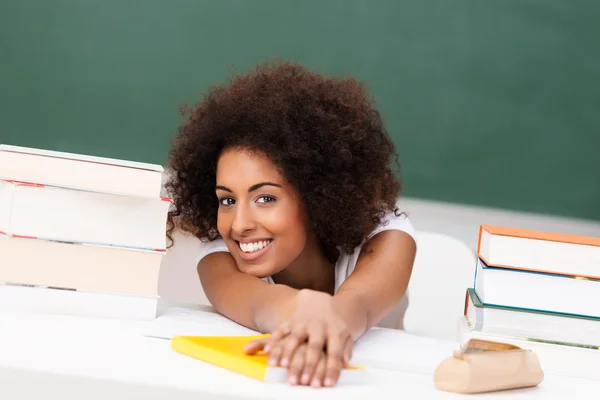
[
  {"x1": 264, "y1": 345, "x2": 271, "y2": 352},
  {"x1": 268, "y1": 358, "x2": 276, "y2": 366},
  {"x1": 281, "y1": 358, "x2": 289, "y2": 367},
  {"x1": 311, "y1": 379, "x2": 321, "y2": 388},
  {"x1": 288, "y1": 375, "x2": 297, "y2": 385},
  {"x1": 324, "y1": 378, "x2": 334, "y2": 387},
  {"x1": 301, "y1": 373, "x2": 310, "y2": 384}
]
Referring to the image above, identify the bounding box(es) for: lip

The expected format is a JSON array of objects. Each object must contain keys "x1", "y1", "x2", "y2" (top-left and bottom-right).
[
  {"x1": 235, "y1": 239, "x2": 273, "y2": 262},
  {"x1": 236, "y1": 237, "x2": 272, "y2": 244}
]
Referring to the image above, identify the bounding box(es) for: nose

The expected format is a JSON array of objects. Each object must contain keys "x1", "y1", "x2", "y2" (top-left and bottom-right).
[{"x1": 231, "y1": 203, "x2": 256, "y2": 236}]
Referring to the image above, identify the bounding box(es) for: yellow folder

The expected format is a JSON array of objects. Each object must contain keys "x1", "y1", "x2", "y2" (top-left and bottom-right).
[{"x1": 171, "y1": 334, "x2": 365, "y2": 383}]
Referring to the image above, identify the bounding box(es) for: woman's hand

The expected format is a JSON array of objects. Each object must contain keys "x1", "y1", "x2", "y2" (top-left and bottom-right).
[
  {"x1": 244, "y1": 289, "x2": 354, "y2": 387},
  {"x1": 278, "y1": 342, "x2": 329, "y2": 387}
]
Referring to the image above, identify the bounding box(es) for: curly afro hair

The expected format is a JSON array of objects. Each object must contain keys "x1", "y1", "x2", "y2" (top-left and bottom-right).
[{"x1": 166, "y1": 60, "x2": 402, "y2": 263}]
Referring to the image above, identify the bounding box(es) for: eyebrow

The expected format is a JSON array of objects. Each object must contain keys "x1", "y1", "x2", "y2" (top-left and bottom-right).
[{"x1": 215, "y1": 182, "x2": 282, "y2": 193}]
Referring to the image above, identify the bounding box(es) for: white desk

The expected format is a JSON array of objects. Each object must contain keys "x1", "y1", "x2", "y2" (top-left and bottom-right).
[{"x1": 0, "y1": 309, "x2": 598, "y2": 399}]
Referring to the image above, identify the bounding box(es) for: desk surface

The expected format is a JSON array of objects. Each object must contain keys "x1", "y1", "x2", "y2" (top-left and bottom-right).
[{"x1": 0, "y1": 308, "x2": 598, "y2": 399}]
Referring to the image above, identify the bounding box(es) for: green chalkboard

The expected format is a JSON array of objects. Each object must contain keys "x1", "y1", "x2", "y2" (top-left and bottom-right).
[{"x1": 1, "y1": 1, "x2": 599, "y2": 220}]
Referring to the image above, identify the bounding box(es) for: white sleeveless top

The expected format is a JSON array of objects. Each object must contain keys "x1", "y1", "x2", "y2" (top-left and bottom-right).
[{"x1": 195, "y1": 211, "x2": 417, "y2": 329}]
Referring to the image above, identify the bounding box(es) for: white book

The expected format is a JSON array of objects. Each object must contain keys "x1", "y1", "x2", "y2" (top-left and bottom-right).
[
  {"x1": 474, "y1": 258, "x2": 600, "y2": 318},
  {"x1": 0, "y1": 144, "x2": 164, "y2": 198},
  {"x1": 478, "y1": 224, "x2": 600, "y2": 279},
  {"x1": 465, "y1": 288, "x2": 600, "y2": 348},
  {"x1": 0, "y1": 180, "x2": 171, "y2": 250},
  {"x1": 0, "y1": 235, "x2": 163, "y2": 296},
  {"x1": 0, "y1": 284, "x2": 159, "y2": 320}
]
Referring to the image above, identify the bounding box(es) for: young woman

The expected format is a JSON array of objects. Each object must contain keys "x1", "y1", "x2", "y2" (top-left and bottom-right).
[{"x1": 165, "y1": 61, "x2": 417, "y2": 388}]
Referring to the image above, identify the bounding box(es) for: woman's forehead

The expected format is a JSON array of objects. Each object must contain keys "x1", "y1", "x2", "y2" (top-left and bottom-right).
[{"x1": 216, "y1": 147, "x2": 285, "y2": 186}]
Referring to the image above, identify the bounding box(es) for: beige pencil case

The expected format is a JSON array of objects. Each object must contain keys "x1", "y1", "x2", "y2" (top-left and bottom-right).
[{"x1": 434, "y1": 339, "x2": 544, "y2": 394}]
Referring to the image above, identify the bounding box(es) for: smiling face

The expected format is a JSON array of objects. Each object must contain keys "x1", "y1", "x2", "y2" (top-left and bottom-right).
[{"x1": 215, "y1": 147, "x2": 311, "y2": 278}]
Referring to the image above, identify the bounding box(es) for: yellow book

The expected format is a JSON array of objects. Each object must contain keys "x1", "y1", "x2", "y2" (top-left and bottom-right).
[{"x1": 171, "y1": 334, "x2": 366, "y2": 384}]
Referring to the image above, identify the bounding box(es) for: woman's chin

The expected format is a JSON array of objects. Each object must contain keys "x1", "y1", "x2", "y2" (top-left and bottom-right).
[{"x1": 236, "y1": 260, "x2": 283, "y2": 279}]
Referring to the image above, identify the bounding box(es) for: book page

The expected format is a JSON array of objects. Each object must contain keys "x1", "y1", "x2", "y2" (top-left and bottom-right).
[
  {"x1": 142, "y1": 307, "x2": 259, "y2": 339},
  {"x1": 351, "y1": 327, "x2": 459, "y2": 374},
  {"x1": 143, "y1": 306, "x2": 459, "y2": 374}
]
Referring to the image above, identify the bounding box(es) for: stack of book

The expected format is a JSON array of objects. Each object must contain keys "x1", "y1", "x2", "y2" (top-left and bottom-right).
[
  {"x1": 0, "y1": 144, "x2": 171, "y2": 320},
  {"x1": 460, "y1": 224, "x2": 600, "y2": 377}
]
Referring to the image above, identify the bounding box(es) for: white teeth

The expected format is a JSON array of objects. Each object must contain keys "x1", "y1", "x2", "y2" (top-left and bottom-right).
[{"x1": 239, "y1": 240, "x2": 271, "y2": 253}]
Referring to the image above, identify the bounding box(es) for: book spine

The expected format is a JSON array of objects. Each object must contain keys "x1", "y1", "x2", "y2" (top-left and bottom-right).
[
  {"x1": 476, "y1": 225, "x2": 484, "y2": 256},
  {"x1": 464, "y1": 289, "x2": 485, "y2": 332}
]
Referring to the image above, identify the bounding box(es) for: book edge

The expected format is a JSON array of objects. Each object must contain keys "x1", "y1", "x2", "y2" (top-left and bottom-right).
[
  {"x1": 0, "y1": 178, "x2": 172, "y2": 202},
  {"x1": 0, "y1": 233, "x2": 168, "y2": 253},
  {"x1": 474, "y1": 294, "x2": 600, "y2": 322},
  {"x1": 480, "y1": 224, "x2": 600, "y2": 247},
  {"x1": 0, "y1": 144, "x2": 164, "y2": 172},
  {"x1": 479, "y1": 256, "x2": 600, "y2": 280},
  {"x1": 0, "y1": 283, "x2": 161, "y2": 300}
]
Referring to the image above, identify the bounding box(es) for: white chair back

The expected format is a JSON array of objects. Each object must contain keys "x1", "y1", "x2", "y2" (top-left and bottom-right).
[{"x1": 402, "y1": 231, "x2": 476, "y2": 341}]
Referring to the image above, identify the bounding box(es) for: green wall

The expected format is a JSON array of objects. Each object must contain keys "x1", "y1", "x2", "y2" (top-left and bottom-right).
[{"x1": 1, "y1": 0, "x2": 599, "y2": 220}]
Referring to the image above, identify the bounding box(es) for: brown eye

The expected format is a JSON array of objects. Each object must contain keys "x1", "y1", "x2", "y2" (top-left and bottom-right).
[
  {"x1": 256, "y1": 195, "x2": 276, "y2": 204},
  {"x1": 219, "y1": 197, "x2": 235, "y2": 206}
]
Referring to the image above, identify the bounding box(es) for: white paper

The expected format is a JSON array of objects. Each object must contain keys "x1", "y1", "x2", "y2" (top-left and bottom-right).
[
  {"x1": 142, "y1": 306, "x2": 459, "y2": 375},
  {"x1": 142, "y1": 307, "x2": 259, "y2": 339},
  {"x1": 350, "y1": 327, "x2": 459, "y2": 375}
]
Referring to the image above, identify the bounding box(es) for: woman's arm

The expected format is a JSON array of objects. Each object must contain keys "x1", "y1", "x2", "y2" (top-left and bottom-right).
[
  {"x1": 333, "y1": 229, "x2": 417, "y2": 339},
  {"x1": 197, "y1": 252, "x2": 299, "y2": 333},
  {"x1": 246, "y1": 229, "x2": 416, "y2": 387},
  {"x1": 198, "y1": 227, "x2": 415, "y2": 339},
  {"x1": 200, "y1": 230, "x2": 415, "y2": 387}
]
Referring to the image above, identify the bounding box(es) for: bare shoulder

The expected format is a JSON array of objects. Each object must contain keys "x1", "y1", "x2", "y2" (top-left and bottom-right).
[{"x1": 359, "y1": 229, "x2": 416, "y2": 262}]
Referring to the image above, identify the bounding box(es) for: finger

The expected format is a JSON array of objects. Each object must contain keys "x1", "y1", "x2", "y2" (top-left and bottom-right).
[
  {"x1": 265, "y1": 323, "x2": 294, "y2": 365},
  {"x1": 278, "y1": 325, "x2": 307, "y2": 367},
  {"x1": 311, "y1": 351, "x2": 327, "y2": 388},
  {"x1": 269, "y1": 333, "x2": 303, "y2": 367},
  {"x1": 301, "y1": 325, "x2": 325, "y2": 385},
  {"x1": 243, "y1": 337, "x2": 271, "y2": 355},
  {"x1": 286, "y1": 344, "x2": 307, "y2": 386},
  {"x1": 265, "y1": 322, "x2": 291, "y2": 353},
  {"x1": 267, "y1": 336, "x2": 285, "y2": 366},
  {"x1": 324, "y1": 331, "x2": 347, "y2": 387},
  {"x1": 270, "y1": 322, "x2": 292, "y2": 341},
  {"x1": 342, "y1": 336, "x2": 354, "y2": 367}
]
